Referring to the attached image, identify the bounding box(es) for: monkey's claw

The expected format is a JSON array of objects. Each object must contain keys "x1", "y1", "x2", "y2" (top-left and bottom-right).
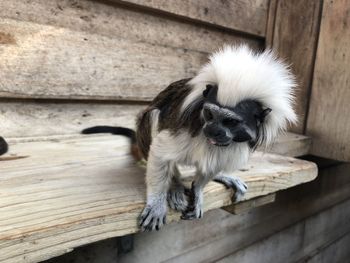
[
  {"x1": 214, "y1": 175, "x2": 248, "y2": 202},
  {"x1": 139, "y1": 201, "x2": 167, "y2": 232}
]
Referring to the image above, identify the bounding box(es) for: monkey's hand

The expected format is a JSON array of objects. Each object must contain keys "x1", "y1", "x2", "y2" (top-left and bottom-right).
[
  {"x1": 139, "y1": 196, "x2": 167, "y2": 231},
  {"x1": 213, "y1": 174, "x2": 248, "y2": 202}
]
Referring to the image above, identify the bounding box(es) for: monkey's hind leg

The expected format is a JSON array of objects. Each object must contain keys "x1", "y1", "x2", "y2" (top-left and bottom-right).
[
  {"x1": 213, "y1": 173, "x2": 248, "y2": 202},
  {"x1": 167, "y1": 170, "x2": 190, "y2": 212},
  {"x1": 181, "y1": 172, "x2": 211, "y2": 220}
]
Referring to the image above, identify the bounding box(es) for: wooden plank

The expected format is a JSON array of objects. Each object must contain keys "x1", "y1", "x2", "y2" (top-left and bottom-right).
[
  {"x1": 0, "y1": 136, "x2": 316, "y2": 262},
  {"x1": 111, "y1": 0, "x2": 269, "y2": 37},
  {"x1": 0, "y1": 0, "x2": 260, "y2": 55},
  {"x1": 265, "y1": 132, "x2": 311, "y2": 157},
  {"x1": 119, "y1": 162, "x2": 350, "y2": 263},
  {"x1": 0, "y1": 101, "x2": 312, "y2": 157},
  {"x1": 223, "y1": 194, "x2": 276, "y2": 215},
  {"x1": 0, "y1": 18, "x2": 259, "y2": 102},
  {"x1": 0, "y1": 1, "x2": 261, "y2": 102},
  {"x1": 265, "y1": 0, "x2": 278, "y2": 48},
  {"x1": 0, "y1": 18, "x2": 204, "y2": 102},
  {"x1": 300, "y1": 231, "x2": 350, "y2": 263},
  {"x1": 216, "y1": 199, "x2": 350, "y2": 263},
  {"x1": 306, "y1": 0, "x2": 350, "y2": 162},
  {"x1": 0, "y1": 101, "x2": 144, "y2": 138},
  {"x1": 267, "y1": 0, "x2": 322, "y2": 133}
]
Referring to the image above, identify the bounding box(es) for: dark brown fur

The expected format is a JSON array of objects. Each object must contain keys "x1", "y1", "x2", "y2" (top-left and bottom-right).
[
  {"x1": 0, "y1": 137, "x2": 8, "y2": 156},
  {"x1": 136, "y1": 78, "x2": 205, "y2": 160}
]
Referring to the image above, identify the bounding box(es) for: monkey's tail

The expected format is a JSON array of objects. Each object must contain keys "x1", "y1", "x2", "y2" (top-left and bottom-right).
[
  {"x1": 81, "y1": 126, "x2": 143, "y2": 162},
  {"x1": 0, "y1": 137, "x2": 9, "y2": 156}
]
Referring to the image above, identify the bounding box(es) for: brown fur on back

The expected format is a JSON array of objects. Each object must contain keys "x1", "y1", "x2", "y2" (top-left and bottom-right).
[{"x1": 135, "y1": 78, "x2": 204, "y2": 160}]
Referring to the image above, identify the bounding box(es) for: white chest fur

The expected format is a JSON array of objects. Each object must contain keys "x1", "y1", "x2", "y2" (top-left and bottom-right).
[{"x1": 151, "y1": 130, "x2": 251, "y2": 176}]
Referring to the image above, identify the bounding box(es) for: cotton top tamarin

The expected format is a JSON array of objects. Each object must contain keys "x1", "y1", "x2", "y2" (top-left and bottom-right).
[{"x1": 82, "y1": 45, "x2": 297, "y2": 231}]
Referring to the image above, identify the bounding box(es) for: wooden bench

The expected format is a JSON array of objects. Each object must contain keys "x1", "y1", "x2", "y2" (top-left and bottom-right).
[
  {"x1": 0, "y1": 0, "x2": 325, "y2": 261},
  {"x1": 0, "y1": 133, "x2": 317, "y2": 262}
]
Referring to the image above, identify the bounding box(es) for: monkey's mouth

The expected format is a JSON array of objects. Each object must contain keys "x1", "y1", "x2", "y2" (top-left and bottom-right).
[{"x1": 207, "y1": 138, "x2": 230, "y2": 147}]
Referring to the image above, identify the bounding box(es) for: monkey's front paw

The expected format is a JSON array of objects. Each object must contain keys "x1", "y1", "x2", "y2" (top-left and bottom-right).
[
  {"x1": 181, "y1": 203, "x2": 203, "y2": 220},
  {"x1": 214, "y1": 175, "x2": 248, "y2": 202},
  {"x1": 167, "y1": 187, "x2": 189, "y2": 212},
  {"x1": 139, "y1": 201, "x2": 167, "y2": 232}
]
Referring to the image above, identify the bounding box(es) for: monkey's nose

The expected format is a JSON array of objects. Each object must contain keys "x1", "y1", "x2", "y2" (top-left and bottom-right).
[{"x1": 206, "y1": 127, "x2": 225, "y2": 138}]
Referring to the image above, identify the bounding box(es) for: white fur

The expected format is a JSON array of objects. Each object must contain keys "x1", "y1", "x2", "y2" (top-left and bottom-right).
[
  {"x1": 182, "y1": 45, "x2": 297, "y2": 146},
  {"x1": 150, "y1": 109, "x2": 160, "y2": 139},
  {"x1": 149, "y1": 129, "x2": 250, "y2": 177}
]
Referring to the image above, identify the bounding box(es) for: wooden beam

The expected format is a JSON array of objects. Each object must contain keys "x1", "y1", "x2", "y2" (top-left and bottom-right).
[
  {"x1": 0, "y1": 101, "x2": 311, "y2": 157},
  {"x1": 0, "y1": 1, "x2": 262, "y2": 102},
  {"x1": 0, "y1": 18, "x2": 204, "y2": 102},
  {"x1": 110, "y1": 0, "x2": 269, "y2": 37},
  {"x1": 118, "y1": 162, "x2": 350, "y2": 263},
  {"x1": 266, "y1": 0, "x2": 322, "y2": 133},
  {"x1": 0, "y1": 0, "x2": 260, "y2": 55},
  {"x1": 0, "y1": 101, "x2": 144, "y2": 138},
  {"x1": 223, "y1": 194, "x2": 276, "y2": 215},
  {"x1": 306, "y1": 0, "x2": 350, "y2": 162},
  {"x1": 217, "y1": 200, "x2": 350, "y2": 263},
  {"x1": 266, "y1": 132, "x2": 312, "y2": 157},
  {"x1": 0, "y1": 136, "x2": 317, "y2": 262}
]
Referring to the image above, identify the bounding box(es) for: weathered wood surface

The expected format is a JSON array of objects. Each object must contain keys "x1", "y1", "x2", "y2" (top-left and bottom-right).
[
  {"x1": 267, "y1": 0, "x2": 322, "y2": 133},
  {"x1": 306, "y1": 0, "x2": 350, "y2": 162},
  {"x1": 265, "y1": 0, "x2": 278, "y2": 48},
  {"x1": 0, "y1": 0, "x2": 260, "y2": 55},
  {"x1": 0, "y1": 100, "x2": 312, "y2": 157},
  {"x1": 0, "y1": 0, "x2": 261, "y2": 102},
  {"x1": 265, "y1": 132, "x2": 311, "y2": 157},
  {"x1": 0, "y1": 136, "x2": 316, "y2": 262},
  {"x1": 301, "y1": 231, "x2": 350, "y2": 263},
  {"x1": 223, "y1": 193, "x2": 276, "y2": 215},
  {"x1": 0, "y1": 18, "x2": 201, "y2": 101},
  {"x1": 0, "y1": 101, "x2": 144, "y2": 138},
  {"x1": 217, "y1": 199, "x2": 350, "y2": 263},
  {"x1": 111, "y1": 0, "x2": 269, "y2": 37},
  {"x1": 119, "y1": 162, "x2": 350, "y2": 263}
]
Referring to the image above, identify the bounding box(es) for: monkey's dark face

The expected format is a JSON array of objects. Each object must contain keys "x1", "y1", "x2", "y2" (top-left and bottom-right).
[{"x1": 202, "y1": 85, "x2": 271, "y2": 147}]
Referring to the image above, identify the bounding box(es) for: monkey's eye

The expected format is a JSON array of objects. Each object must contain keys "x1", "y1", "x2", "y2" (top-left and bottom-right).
[
  {"x1": 222, "y1": 118, "x2": 240, "y2": 127},
  {"x1": 203, "y1": 108, "x2": 213, "y2": 121}
]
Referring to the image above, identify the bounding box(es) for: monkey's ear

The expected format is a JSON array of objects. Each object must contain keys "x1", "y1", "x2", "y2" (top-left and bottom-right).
[
  {"x1": 257, "y1": 108, "x2": 272, "y2": 123},
  {"x1": 203, "y1": 84, "x2": 213, "y2": 98},
  {"x1": 203, "y1": 84, "x2": 218, "y2": 101}
]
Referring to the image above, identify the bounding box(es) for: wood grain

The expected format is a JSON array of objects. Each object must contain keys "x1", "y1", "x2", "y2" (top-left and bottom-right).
[
  {"x1": 119, "y1": 162, "x2": 350, "y2": 263},
  {"x1": 111, "y1": 0, "x2": 269, "y2": 37},
  {"x1": 265, "y1": 132, "x2": 312, "y2": 157},
  {"x1": 268, "y1": 0, "x2": 322, "y2": 133},
  {"x1": 0, "y1": 18, "x2": 207, "y2": 101},
  {"x1": 0, "y1": 101, "x2": 312, "y2": 157},
  {"x1": 306, "y1": 0, "x2": 350, "y2": 161},
  {"x1": 223, "y1": 194, "x2": 276, "y2": 215},
  {"x1": 0, "y1": 136, "x2": 317, "y2": 262},
  {"x1": 0, "y1": 0, "x2": 260, "y2": 55},
  {"x1": 0, "y1": 101, "x2": 144, "y2": 138},
  {"x1": 302, "y1": 231, "x2": 350, "y2": 263},
  {"x1": 0, "y1": 0, "x2": 262, "y2": 102},
  {"x1": 217, "y1": 200, "x2": 350, "y2": 263}
]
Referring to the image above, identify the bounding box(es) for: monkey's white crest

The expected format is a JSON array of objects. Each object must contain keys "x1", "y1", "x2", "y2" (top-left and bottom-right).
[{"x1": 184, "y1": 44, "x2": 297, "y2": 146}]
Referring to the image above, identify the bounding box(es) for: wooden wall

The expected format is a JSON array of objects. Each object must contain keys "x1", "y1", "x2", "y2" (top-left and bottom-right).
[
  {"x1": 2, "y1": 0, "x2": 350, "y2": 262},
  {"x1": 306, "y1": 0, "x2": 350, "y2": 162},
  {"x1": 0, "y1": 0, "x2": 266, "y2": 138},
  {"x1": 266, "y1": 0, "x2": 322, "y2": 134}
]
